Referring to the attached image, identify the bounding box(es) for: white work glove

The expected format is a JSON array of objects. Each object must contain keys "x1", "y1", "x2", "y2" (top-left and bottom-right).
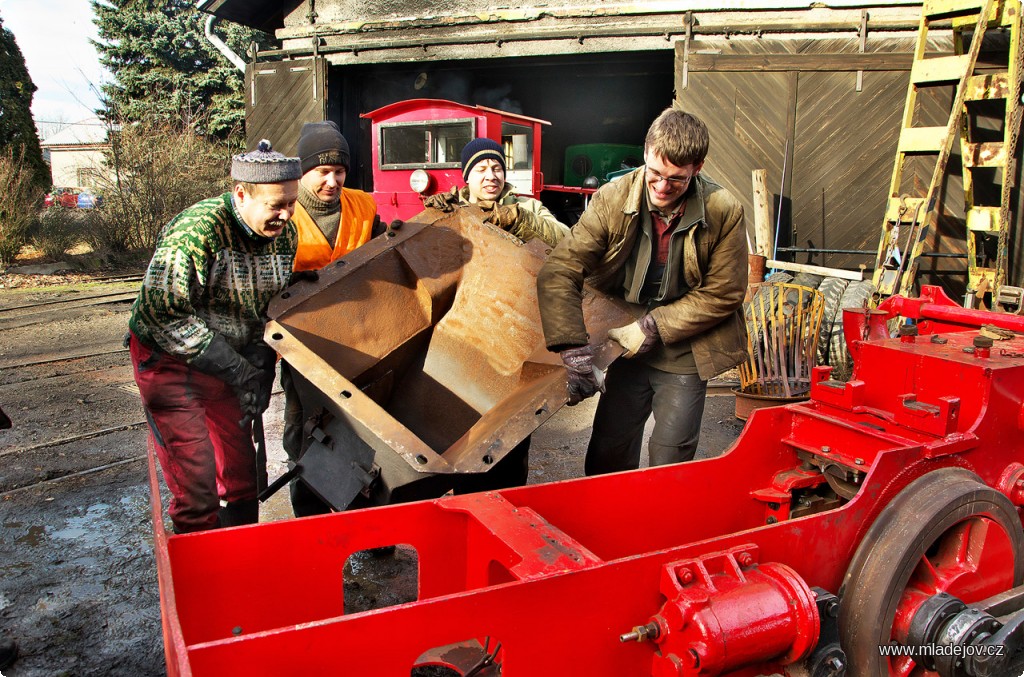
[{"x1": 608, "y1": 314, "x2": 661, "y2": 358}]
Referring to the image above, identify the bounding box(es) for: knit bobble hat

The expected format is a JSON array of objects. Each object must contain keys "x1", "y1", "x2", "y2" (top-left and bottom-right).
[
  {"x1": 461, "y1": 138, "x2": 505, "y2": 182},
  {"x1": 231, "y1": 139, "x2": 301, "y2": 183},
  {"x1": 298, "y1": 121, "x2": 351, "y2": 174}
]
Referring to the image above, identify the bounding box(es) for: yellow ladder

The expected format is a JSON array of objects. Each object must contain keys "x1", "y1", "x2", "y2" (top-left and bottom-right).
[
  {"x1": 961, "y1": 0, "x2": 1023, "y2": 306},
  {"x1": 872, "y1": 0, "x2": 1020, "y2": 299}
]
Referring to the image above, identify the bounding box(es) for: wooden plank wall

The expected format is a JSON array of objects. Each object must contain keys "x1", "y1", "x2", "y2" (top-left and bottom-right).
[
  {"x1": 245, "y1": 57, "x2": 327, "y2": 156},
  {"x1": 677, "y1": 37, "x2": 967, "y2": 295}
]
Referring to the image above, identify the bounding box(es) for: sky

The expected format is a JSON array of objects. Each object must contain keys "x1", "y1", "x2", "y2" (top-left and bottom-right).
[{"x1": 0, "y1": 0, "x2": 108, "y2": 137}]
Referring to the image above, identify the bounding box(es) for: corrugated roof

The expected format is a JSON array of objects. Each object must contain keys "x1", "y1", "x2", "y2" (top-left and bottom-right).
[{"x1": 41, "y1": 119, "x2": 109, "y2": 147}]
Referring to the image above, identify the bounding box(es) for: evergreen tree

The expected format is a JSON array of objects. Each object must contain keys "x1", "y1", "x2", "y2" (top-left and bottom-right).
[
  {"x1": 92, "y1": 0, "x2": 274, "y2": 139},
  {"x1": 0, "y1": 12, "x2": 50, "y2": 191}
]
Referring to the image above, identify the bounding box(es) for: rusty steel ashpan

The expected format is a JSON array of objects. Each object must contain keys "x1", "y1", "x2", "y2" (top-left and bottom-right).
[{"x1": 265, "y1": 208, "x2": 633, "y2": 508}]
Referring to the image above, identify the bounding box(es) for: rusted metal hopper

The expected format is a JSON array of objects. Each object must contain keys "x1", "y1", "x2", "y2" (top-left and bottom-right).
[{"x1": 264, "y1": 208, "x2": 633, "y2": 508}]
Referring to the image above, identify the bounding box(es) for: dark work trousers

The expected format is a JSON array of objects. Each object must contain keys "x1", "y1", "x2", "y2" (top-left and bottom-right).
[
  {"x1": 585, "y1": 359, "x2": 707, "y2": 476},
  {"x1": 280, "y1": 360, "x2": 332, "y2": 517},
  {"x1": 129, "y1": 334, "x2": 259, "y2": 533}
]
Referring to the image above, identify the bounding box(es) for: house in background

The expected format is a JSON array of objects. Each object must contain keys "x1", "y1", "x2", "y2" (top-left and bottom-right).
[{"x1": 40, "y1": 118, "x2": 112, "y2": 191}]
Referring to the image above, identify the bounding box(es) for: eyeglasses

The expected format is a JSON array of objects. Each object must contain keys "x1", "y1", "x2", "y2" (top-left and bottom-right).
[{"x1": 644, "y1": 165, "x2": 693, "y2": 188}]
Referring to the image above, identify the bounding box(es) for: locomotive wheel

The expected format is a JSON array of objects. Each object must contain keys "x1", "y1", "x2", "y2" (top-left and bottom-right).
[{"x1": 839, "y1": 468, "x2": 1024, "y2": 676}]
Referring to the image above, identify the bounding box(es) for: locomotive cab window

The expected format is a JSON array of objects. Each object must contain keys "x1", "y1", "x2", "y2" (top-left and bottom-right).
[
  {"x1": 380, "y1": 119, "x2": 475, "y2": 169},
  {"x1": 502, "y1": 122, "x2": 534, "y2": 194}
]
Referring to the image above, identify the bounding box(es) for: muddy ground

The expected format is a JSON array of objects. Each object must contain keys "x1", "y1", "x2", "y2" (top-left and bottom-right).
[{"x1": 0, "y1": 277, "x2": 747, "y2": 676}]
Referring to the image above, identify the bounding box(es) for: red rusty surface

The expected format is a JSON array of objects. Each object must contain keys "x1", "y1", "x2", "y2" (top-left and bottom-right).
[{"x1": 152, "y1": 294, "x2": 1024, "y2": 675}]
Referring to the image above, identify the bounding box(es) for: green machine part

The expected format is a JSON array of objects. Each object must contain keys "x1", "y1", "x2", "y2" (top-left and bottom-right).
[{"x1": 563, "y1": 144, "x2": 644, "y2": 186}]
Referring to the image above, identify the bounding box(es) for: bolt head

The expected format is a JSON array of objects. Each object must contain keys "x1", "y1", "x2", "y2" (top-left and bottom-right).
[{"x1": 827, "y1": 655, "x2": 845, "y2": 675}]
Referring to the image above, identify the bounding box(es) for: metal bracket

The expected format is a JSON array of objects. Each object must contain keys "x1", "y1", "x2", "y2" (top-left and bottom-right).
[{"x1": 857, "y1": 10, "x2": 869, "y2": 92}]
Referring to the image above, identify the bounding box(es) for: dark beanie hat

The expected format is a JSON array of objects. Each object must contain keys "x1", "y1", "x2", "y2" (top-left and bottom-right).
[
  {"x1": 298, "y1": 121, "x2": 350, "y2": 174},
  {"x1": 461, "y1": 138, "x2": 505, "y2": 181}
]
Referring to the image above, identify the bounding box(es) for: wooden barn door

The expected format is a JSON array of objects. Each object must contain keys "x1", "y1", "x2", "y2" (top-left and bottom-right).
[
  {"x1": 245, "y1": 57, "x2": 327, "y2": 156},
  {"x1": 676, "y1": 38, "x2": 961, "y2": 278}
]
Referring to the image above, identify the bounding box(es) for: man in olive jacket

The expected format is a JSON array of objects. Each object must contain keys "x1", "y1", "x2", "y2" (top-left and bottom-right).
[{"x1": 537, "y1": 108, "x2": 747, "y2": 475}]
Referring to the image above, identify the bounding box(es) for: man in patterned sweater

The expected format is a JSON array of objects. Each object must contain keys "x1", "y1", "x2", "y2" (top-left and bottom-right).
[{"x1": 128, "y1": 140, "x2": 301, "y2": 533}]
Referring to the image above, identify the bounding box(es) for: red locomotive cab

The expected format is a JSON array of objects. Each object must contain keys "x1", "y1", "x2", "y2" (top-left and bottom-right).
[{"x1": 361, "y1": 99, "x2": 548, "y2": 222}]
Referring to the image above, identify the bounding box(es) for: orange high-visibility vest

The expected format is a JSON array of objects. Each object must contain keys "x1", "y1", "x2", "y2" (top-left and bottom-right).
[{"x1": 292, "y1": 188, "x2": 378, "y2": 272}]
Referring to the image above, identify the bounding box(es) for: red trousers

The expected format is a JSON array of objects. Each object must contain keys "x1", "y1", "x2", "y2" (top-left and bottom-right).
[{"x1": 130, "y1": 334, "x2": 257, "y2": 533}]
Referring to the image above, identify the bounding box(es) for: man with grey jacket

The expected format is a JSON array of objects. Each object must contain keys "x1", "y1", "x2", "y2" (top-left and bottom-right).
[{"x1": 537, "y1": 107, "x2": 747, "y2": 475}]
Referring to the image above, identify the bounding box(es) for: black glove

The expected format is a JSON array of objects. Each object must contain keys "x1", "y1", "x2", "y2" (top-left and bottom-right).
[
  {"x1": 241, "y1": 342, "x2": 277, "y2": 420},
  {"x1": 371, "y1": 213, "x2": 386, "y2": 238},
  {"x1": 560, "y1": 344, "x2": 603, "y2": 406},
  {"x1": 289, "y1": 269, "x2": 319, "y2": 286},
  {"x1": 190, "y1": 335, "x2": 265, "y2": 428},
  {"x1": 422, "y1": 187, "x2": 460, "y2": 212}
]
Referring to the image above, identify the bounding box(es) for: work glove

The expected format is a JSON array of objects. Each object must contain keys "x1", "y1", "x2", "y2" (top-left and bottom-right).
[
  {"x1": 288, "y1": 269, "x2": 320, "y2": 286},
  {"x1": 608, "y1": 314, "x2": 661, "y2": 358},
  {"x1": 560, "y1": 344, "x2": 604, "y2": 406},
  {"x1": 241, "y1": 342, "x2": 278, "y2": 423},
  {"x1": 371, "y1": 216, "x2": 404, "y2": 238},
  {"x1": 422, "y1": 187, "x2": 460, "y2": 212},
  {"x1": 482, "y1": 203, "x2": 522, "y2": 231},
  {"x1": 190, "y1": 335, "x2": 266, "y2": 428}
]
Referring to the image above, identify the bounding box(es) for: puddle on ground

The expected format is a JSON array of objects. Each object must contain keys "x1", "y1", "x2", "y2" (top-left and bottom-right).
[
  {"x1": 51, "y1": 502, "x2": 111, "y2": 540},
  {"x1": 15, "y1": 524, "x2": 45, "y2": 546}
]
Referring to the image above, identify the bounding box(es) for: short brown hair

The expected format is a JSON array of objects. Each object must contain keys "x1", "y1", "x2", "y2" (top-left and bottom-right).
[{"x1": 644, "y1": 107, "x2": 709, "y2": 167}]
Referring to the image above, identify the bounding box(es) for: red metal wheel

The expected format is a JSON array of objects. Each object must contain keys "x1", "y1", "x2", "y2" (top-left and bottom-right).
[{"x1": 838, "y1": 468, "x2": 1024, "y2": 676}]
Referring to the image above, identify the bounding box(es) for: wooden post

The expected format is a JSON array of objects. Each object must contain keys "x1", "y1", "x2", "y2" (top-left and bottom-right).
[{"x1": 752, "y1": 169, "x2": 773, "y2": 257}]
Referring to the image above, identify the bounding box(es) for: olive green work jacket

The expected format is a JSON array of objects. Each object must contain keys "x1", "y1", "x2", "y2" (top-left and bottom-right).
[{"x1": 537, "y1": 167, "x2": 748, "y2": 380}]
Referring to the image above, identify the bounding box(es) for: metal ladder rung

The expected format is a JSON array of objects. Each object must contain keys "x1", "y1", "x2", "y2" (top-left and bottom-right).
[
  {"x1": 968, "y1": 269, "x2": 999, "y2": 289},
  {"x1": 923, "y1": 0, "x2": 990, "y2": 19},
  {"x1": 966, "y1": 206, "x2": 1006, "y2": 232},
  {"x1": 965, "y1": 72, "x2": 1010, "y2": 100},
  {"x1": 962, "y1": 141, "x2": 1008, "y2": 167},
  {"x1": 911, "y1": 54, "x2": 972, "y2": 84},
  {"x1": 898, "y1": 126, "x2": 950, "y2": 153},
  {"x1": 884, "y1": 196, "x2": 928, "y2": 223}
]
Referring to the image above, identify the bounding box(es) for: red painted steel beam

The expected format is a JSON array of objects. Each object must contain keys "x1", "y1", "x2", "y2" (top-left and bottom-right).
[{"x1": 151, "y1": 301, "x2": 1024, "y2": 675}]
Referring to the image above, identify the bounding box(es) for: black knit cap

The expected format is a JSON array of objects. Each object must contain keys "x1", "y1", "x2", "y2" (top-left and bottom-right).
[
  {"x1": 461, "y1": 138, "x2": 505, "y2": 181},
  {"x1": 298, "y1": 121, "x2": 351, "y2": 174}
]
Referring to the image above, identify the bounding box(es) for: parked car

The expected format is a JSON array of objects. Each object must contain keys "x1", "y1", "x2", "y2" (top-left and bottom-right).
[
  {"x1": 44, "y1": 189, "x2": 79, "y2": 209},
  {"x1": 77, "y1": 192, "x2": 102, "y2": 209}
]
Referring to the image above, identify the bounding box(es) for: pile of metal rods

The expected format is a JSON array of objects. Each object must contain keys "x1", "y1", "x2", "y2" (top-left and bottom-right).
[{"x1": 739, "y1": 283, "x2": 825, "y2": 398}]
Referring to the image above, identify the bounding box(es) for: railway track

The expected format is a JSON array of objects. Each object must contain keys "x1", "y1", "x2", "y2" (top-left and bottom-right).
[{"x1": 0, "y1": 290, "x2": 138, "y2": 331}]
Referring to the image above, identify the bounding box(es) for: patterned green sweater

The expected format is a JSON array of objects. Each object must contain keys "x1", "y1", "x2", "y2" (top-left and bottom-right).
[{"x1": 129, "y1": 192, "x2": 297, "y2": 361}]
